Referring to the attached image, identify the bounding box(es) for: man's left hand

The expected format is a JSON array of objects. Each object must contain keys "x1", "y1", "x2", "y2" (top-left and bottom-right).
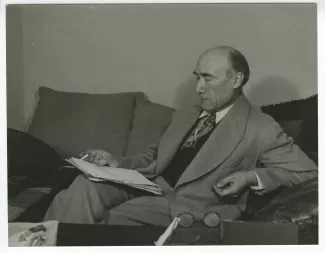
[{"x1": 213, "y1": 171, "x2": 258, "y2": 197}]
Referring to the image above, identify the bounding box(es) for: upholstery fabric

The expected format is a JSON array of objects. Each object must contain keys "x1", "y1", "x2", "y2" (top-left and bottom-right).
[
  {"x1": 252, "y1": 177, "x2": 318, "y2": 222},
  {"x1": 252, "y1": 177, "x2": 318, "y2": 244},
  {"x1": 8, "y1": 187, "x2": 52, "y2": 222},
  {"x1": 7, "y1": 128, "x2": 62, "y2": 175},
  {"x1": 28, "y1": 87, "x2": 145, "y2": 158},
  {"x1": 7, "y1": 128, "x2": 63, "y2": 198},
  {"x1": 125, "y1": 99, "x2": 175, "y2": 156}
]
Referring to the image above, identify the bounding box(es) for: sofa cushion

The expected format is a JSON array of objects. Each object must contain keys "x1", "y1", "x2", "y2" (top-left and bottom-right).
[
  {"x1": 28, "y1": 87, "x2": 145, "y2": 158},
  {"x1": 125, "y1": 99, "x2": 175, "y2": 156}
]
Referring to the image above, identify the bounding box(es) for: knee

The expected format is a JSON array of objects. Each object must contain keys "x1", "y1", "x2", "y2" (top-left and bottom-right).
[
  {"x1": 104, "y1": 209, "x2": 131, "y2": 225},
  {"x1": 69, "y1": 174, "x2": 92, "y2": 191},
  {"x1": 72, "y1": 174, "x2": 89, "y2": 185}
]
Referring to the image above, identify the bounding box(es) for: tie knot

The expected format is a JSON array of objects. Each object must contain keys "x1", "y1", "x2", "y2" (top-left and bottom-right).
[{"x1": 205, "y1": 113, "x2": 216, "y2": 124}]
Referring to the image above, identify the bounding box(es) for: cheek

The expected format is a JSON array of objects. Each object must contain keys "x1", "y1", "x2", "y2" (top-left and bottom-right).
[
  {"x1": 208, "y1": 84, "x2": 228, "y2": 102},
  {"x1": 207, "y1": 83, "x2": 234, "y2": 108}
]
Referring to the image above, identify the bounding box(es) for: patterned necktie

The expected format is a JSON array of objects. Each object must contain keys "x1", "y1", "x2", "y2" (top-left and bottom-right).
[{"x1": 182, "y1": 113, "x2": 216, "y2": 149}]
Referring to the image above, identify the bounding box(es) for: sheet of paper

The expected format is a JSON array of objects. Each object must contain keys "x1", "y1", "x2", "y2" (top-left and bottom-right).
[{"x1": 66, "y1": 158, "x2": 162, "y2": 194}]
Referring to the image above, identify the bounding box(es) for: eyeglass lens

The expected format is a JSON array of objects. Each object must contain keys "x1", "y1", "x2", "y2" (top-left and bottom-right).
[
  {"x1": 178, "y1": 212, "x2": 221, "y2": 228},
  {"x1": 178, "y1": 213, "x2": 194, "y2": 228},
  {"x1": 203, "y1": 212, "x2": 221, "y2": 228}
]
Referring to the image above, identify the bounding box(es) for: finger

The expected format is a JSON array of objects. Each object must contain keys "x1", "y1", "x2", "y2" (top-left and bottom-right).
[
  {"x1": 29, "y1": 231, "x2": 46, "y2": 241},
  {"x1": 86, "y1": 150, "x2": 97, "y2": 158},
  {"x1": 94, "y1": 155, "x2": 102, "y2": 165},
  {"x1": 78, "y1": 152, "x2": 86, "y2": 158},
  {"x1": 31, "y1": 238, "x2": 40, "y2": 247},
  {"x1": 36, "y1": 239, "x2": 43, "y2": 246},
  {"x1": 110, "y1": 160, "x2": 119, "y2": 168},
  {"x1": 98, "y1": 152, "x2": 105, "y2": 159},
  {"x1": 97, "y1": 159, "x2": 107, "y2": 167},
  {"x1": 87, "y1": 150, "x2": 96, "y2": 155},
  {"x1": 216, "y1": 175, "x2": 234, "y2": 188},
  {"x1": 218, "y1": 186, "x2": 238, "y2": 197},
  {"x1": 87, "y1": 153, "x2": 96, "y2": 163},
  {"x1": 33, "y1": 239, "x2": 41, "y2": 247},
  {"x1": 213, "y1": 185, "x2": 223, "y2": 196},
  {"x1": 29, "y1": 232, "x2": 45, "y2": 246}
]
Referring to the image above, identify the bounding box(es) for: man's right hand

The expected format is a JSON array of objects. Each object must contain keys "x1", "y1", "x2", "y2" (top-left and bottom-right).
[{"x1": 79, "y1": 150, "x2": 119, "y2": 167}]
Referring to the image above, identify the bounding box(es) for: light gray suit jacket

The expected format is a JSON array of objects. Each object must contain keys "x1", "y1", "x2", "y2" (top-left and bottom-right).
[{"x1": 118, "y1": 95, "x2": 317, "y2": 220}]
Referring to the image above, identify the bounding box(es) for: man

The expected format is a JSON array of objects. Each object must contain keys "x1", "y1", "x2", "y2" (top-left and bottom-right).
[{"x1": 44, "y1": 46, "x2": 317, "y2": 226}]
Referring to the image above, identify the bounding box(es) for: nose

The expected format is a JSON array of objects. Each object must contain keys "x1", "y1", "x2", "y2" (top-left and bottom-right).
[{"x1": 196, "y1": 77, "x2": 206, "y2": 93}]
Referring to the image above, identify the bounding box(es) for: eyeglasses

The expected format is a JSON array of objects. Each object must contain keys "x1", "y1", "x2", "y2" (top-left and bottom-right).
[
  {"x1": 178, "y1": 211, "x2": 221, "y2": 228},
  {"x1": 155, "y1": 211, "x2": 224, "y2": 246}
]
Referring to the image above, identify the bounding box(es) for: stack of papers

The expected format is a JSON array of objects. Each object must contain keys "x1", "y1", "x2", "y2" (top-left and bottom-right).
[{"x1": 66, "y1": 158, "x2": 162, "y2": 195}]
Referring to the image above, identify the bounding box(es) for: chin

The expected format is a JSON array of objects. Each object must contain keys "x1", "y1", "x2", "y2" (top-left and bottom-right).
[{"x1": 200, "y1": 102, "x2": 215, "y2": 112}]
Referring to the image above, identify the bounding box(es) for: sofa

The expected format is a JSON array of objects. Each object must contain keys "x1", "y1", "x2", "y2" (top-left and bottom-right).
[{"x1": 7, "y1": 86, "x2": 318, "y2": 244}]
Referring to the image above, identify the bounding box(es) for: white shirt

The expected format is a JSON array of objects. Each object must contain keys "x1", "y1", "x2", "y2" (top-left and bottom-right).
[
  {"x1": 198, "y1": 106, "x2": 264, "y2": 191},
  {"x1": 198, "y1": 105, "x2": 233, "y2": 125}
]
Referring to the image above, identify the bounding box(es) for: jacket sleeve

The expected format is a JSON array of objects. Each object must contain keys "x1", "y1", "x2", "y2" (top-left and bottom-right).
[
  {"x1": 251, "y1": 120, "x2": 317, "y2": 195},
  {"x1": 117, "y1": 143, "x2": 158, "y2": 171}
]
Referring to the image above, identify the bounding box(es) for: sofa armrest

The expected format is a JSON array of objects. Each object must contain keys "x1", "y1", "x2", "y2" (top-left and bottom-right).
[{"x1": 251, "y1": 177, "x2": 318, "y2": 244}]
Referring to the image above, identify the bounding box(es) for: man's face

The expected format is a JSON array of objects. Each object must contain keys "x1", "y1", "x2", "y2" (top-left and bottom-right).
[{"x1": 194, "y1": 52, "x2": 236, "y2": 112}]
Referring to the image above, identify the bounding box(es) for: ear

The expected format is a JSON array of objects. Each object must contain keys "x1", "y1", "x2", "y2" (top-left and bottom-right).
[{"x1": 233, "y1": 72, "x2": 244, "y2": 89}]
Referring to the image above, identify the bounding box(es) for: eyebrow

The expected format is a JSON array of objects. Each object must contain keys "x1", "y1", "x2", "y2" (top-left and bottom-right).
[{"x1": 192, "y1": 71, "x2": 216, "y2": 78}]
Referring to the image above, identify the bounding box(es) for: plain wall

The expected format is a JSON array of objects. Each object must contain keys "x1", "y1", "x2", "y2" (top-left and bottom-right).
[
  {"x1": 7, "y1": 4, "x2": 317, "y2": 130},
  {"x1": 6, "y1": 5, "x2": 25, "y2": 131}
]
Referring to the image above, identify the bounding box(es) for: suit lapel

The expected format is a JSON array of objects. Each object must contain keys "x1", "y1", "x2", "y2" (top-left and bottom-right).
[
  {"x1": 176, "y1": 95, "x2": 252, "y2": 187},
  {"x1": 155, "y1": 106, "x2": 201, "y2": 176}
]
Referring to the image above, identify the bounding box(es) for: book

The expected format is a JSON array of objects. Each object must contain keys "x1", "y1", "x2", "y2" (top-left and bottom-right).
[{"x1": 66, "y1": 157, "x2": 163, "y2": 195}]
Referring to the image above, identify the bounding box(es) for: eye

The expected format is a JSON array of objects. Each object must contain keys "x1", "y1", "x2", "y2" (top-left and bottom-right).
[
  {"x1": 204, "y1": 76, "x2": 214, "y2": 82},
  {"x1": 193, "y1": 74, "x2": 200, "y2": 80}
]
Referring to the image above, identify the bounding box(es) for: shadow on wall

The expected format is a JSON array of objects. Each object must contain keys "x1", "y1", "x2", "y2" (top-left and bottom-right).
[
  {"x1": 245, "y1": 76, "x2": 302, "y2": 106},
  {"x1": 173, "y1": 76, "x2": 200, "y2": 109}
]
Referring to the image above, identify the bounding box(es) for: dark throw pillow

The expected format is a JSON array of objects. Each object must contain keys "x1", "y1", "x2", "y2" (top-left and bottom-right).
[{"x1": 7, "y1": 128, "x2": 63, "y2": 198}]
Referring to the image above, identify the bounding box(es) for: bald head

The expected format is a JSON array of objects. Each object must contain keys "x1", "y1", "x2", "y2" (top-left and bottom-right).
[
  {"x1": 199, "y1": 46, "x2": 250, "y2": 86},
  {"x1": 199, "y1": 46, "x2": 234, "y2": 61},
  {"x1": 193, "y1": 46, "x2": 250, "y2": 112}
]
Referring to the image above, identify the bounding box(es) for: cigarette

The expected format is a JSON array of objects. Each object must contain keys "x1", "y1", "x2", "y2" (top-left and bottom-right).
[
  {"x1": 80, "y1": 154, "x2": 89, "y2": 160},
  {"x1": 155, "y1": 217, "x2": 180, "y2": 246}
]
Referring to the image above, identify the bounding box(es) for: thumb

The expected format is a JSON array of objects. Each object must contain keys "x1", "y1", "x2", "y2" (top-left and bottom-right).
[
  {"x1": 96, "y1": 159, "x2": 107, "y2": 167},
  {"x1": 216, "y1": 174, "x2": 233, "y2": 188},
  {"x1": 78, "y1": 151, "x2": 86, "y2": 158}
]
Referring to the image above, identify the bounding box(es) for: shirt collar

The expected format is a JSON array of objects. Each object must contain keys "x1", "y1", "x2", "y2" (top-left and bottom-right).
[{"x1": 199, "y1": 104, "x2": 234, "y2": 124}]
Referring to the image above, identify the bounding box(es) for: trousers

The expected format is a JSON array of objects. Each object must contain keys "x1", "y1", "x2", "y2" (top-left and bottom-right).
[{"x1": 43, "y1": 175, "x2": 172, "y2": 226}]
